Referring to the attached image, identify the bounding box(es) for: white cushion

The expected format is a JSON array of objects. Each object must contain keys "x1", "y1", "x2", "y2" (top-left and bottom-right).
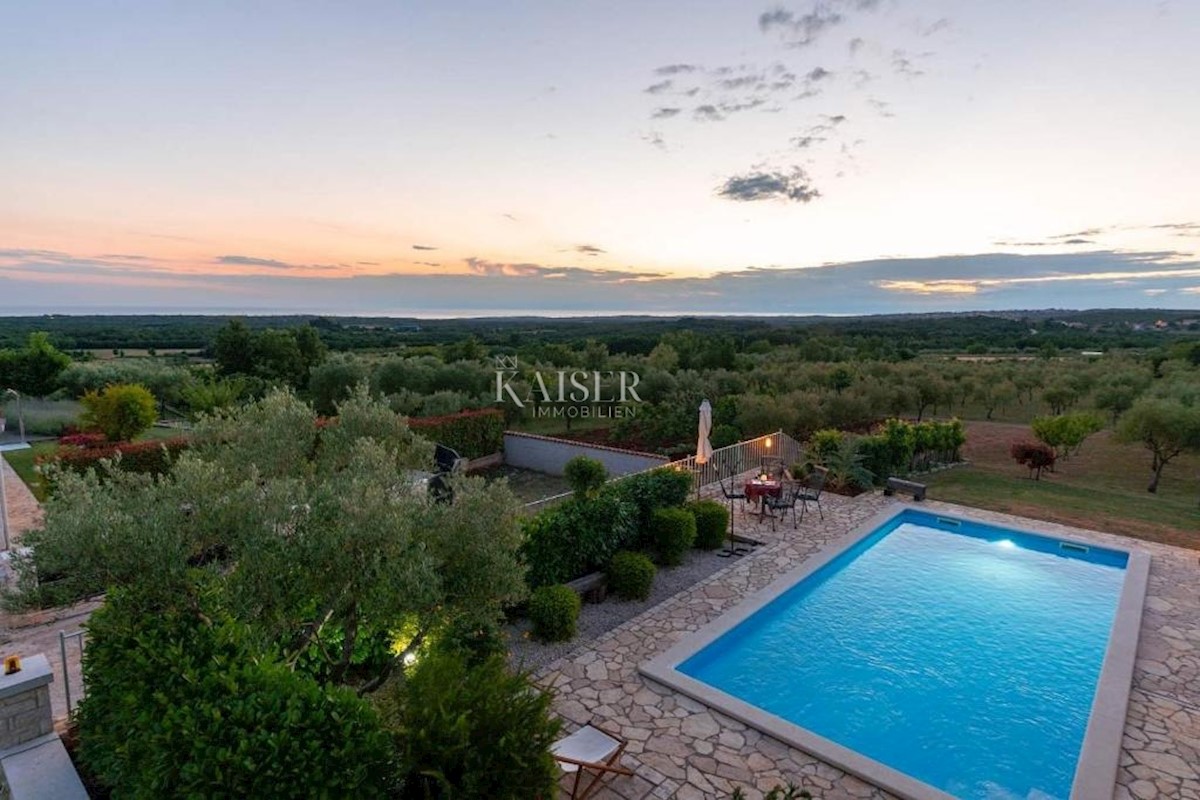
[{"x1": 551, "y1": 725, "x2": 620, "y2": 773}]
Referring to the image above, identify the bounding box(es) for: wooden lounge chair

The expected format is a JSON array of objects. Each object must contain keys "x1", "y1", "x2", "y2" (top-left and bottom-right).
[{"x1": 551, "y1": 720, "x2": 634, "y2": 799}]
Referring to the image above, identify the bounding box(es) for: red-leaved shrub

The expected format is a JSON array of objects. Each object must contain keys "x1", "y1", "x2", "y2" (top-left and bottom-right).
[{"x1": 1010, "y1": 441, "x2": 1056, "y2": 480}]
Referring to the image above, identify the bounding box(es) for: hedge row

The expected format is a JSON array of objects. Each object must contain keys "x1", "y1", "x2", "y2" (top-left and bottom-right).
[
  {"x1": 408, "y1": 408, "x2": 505, "y2": 459},
  {"x1": 521, "y1": 467, "x2": 693, "y2": 588},
  {"x1": 51, "y1": 437, "x2": 191, "y2": 479}
]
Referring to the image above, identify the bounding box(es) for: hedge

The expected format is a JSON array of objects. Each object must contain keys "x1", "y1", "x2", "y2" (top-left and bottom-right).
[
  {"x1": 650, "y1": 507, "x2": 696, "y2": 566},
  {"x1": 610, "y1": 467, "x2": 693, "y2": 549},
  {"x1": 50, "y1": 436, "x2": 191, "y2": 480},
  {"x1": 688, "y1": 500, "x2": 729, "y2": 550},
  {"x1": 78, "y1": 590, "x2": 393, "y2": 798},
  {"x1": 521, "y1": 490, "x2": 637, "y2": 588},
  {"x1": 408, "y1": 408, "x2": 504, "y2": 459}
]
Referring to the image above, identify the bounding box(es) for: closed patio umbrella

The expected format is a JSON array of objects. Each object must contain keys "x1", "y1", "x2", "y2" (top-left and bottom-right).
[{"x1": 696, "y1": 399, "x2": 713, "y2": 465}]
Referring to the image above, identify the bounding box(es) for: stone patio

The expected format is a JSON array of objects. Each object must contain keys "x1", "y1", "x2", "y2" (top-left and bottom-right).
[{"x1": 536, "y1": 487, "x2": 1200, "y2": 800}]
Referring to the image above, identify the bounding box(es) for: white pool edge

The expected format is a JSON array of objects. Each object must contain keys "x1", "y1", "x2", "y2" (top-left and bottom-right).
[{"x1": 638, "y1": 504, "x2": 1151, "y2": 800}]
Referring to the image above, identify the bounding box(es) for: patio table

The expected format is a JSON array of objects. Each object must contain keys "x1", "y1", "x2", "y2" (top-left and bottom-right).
[
  {"x1": 743, "y1": 479, "x2": 782, "y2": 502},
  {"x1": 744, "y1": 479, "x2": 782, "y2": 522}
]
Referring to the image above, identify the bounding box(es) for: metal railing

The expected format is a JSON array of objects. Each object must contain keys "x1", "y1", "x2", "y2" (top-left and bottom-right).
[
  {"x1": 521, "y1": 430, "x2": 805, "y2": 513},
  {"x1": 59, "y1": 629, "x2": 86, "y2": 714}
]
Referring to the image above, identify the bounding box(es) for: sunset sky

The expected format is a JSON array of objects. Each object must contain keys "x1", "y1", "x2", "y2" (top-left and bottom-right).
[{"x1": 3, "y1": 0, "x2": 1198, "y2": 315}]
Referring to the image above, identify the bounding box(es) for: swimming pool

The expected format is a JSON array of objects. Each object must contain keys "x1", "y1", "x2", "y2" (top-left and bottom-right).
[{"x1": 641, "y1": 508, "x2": 1150, "y2": 800}]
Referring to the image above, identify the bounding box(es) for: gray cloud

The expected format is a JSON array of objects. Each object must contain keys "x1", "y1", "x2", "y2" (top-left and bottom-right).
[
  {"x1": 574, "y1": 245, "x2": 606, "y2": 256},
  {"x1": 414, "y1": 261, "x2": 441, "y2": 267},
  {"x1": 718, "y1": 75, "x2": 761, "y2": 90},
  {"x1": 806, "y1": 67, "x2": 834, "y2": 82},
  {"x1": 848, "y1": 36, "x2": 865, "y2": 54},
  {"x1": 693, "y1": 104, "x2": 724, "y2": 122},
  {"x1": 6, "y1": 248, "x2": 1200, "y2": 315},
  {"x1": 654, "y1": 64, "x2": 699, "y2": 75},
  {"x1": 412, "y1": 244, "x2": 438, "y2": 251},
  {"x1": 463, "y1": 257, "x2": 661, "y2": 282},
  {"x1": 215, "y1": 255, "x2": 339, "y2": 272},
  {"x1": 644, "y1": 79, "x2": 673, "y2": 94},
  {"x1": 921, "y1": 18, "x2": 951, "y2": 36},
  {"x1": 716, "y1": 167, "x2": 821, "y2": 203},
  {"x1": 216, "y1": 255, "x2": 293, "y2": 269},
  {"x1": 1149, "y1": 222, "x2": 1200, "y2": 236},
  {"x1": 719, "y1": 98, "x2": 767, "y2": 114},
  {"x1": 652, "y1": 107, "x2": 682, "y2": 119},
  {"x1": 867, "y1": 97, "x2": 894, "y2": 117},
  {"x1": 891, "y1": 50, "x2": 926, "y2": 77},
  {"x1": 759, "y1": 5, "x2": 845, "y2": 47},
  {"x1": 641, "y1": 130, "x2": 668, "y2": 150}
]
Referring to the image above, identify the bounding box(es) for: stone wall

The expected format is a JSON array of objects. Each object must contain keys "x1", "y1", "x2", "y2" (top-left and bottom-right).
[{"x1": 503, "y1": 431, "x2": 667, "y2": 477}]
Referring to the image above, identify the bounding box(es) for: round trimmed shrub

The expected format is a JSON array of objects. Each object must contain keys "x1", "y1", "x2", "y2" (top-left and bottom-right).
[
  {"x1": 650, "y1": 507, "x2": 697, "y2": 566},
  {"x1": 688, "y1": 500, "x2": 729, "y2": 550},
  {"x1": 607, "y1": 551, "x2": 656, "y2": 601},
  {"x1": 528, "y1": 585, "x2": 580, "y2": 642},
  {"x1": 563, "y1": 456, "x2": 608, "y2": 499}
]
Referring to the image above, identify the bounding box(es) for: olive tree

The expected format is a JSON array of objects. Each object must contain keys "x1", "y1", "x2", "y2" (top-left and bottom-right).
[
  {"x1": 14, "y1": 388, "x2": 527, "y2": 693},
  {"x1": 1115, "y1": 399, "x2": 1200, "y2": 493}
]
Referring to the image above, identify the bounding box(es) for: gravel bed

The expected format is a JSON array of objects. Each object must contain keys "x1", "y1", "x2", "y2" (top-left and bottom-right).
[{"x1": 506, "y1": 545, "x2": 750, "y2": 673}]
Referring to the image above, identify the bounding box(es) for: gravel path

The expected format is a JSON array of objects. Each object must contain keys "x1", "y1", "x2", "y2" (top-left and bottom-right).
[{"x1": 506, "y1": 544, "x2": 756, "y2": 673}]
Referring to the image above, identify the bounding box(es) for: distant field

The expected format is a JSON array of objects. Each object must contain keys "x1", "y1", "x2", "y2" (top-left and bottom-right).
[
  {"x1": 926, "y1": 421, "x2": 1199, "y2": 550},
  {"x1": 83, "y1": 349, "x2": 204, "y2": 360}
]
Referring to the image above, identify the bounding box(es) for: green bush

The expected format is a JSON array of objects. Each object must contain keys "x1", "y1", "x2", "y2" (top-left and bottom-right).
[
  {"x1": 1032, "y1": 411, "x2": 1103, "y2": 460},
  {"x1": 381, "y1": 650, "x2": 560, "y2": 800},
  {"x1": 528, "y1": 584, "x2": 581, "y2": 642},
  {"x1": 408, "y1": 408, "x2": 504, "y2": 458},
  {"x1": 78, "y1": 589, "x2": 393, "y2": 799},
  {"x1": 607, "y1": 551, "x2": 656, "y2": 600},
  {"x1": 433, "y1": 613, "x2": 508, "y2": 666},
  {"x1": 806, "y1": 428, "x2": 845, "y2": 464},
  {"x1": 650, "y1": 507, "x2": 696, "y2": 566},
  {"x1": 612, "y1": 467, "x2": 693, "y2": 547},
  {"x1": 564, "y1": 455, "x2": 608, "y2": 499},
  {"x1": 80, "y1": 383, "x2": 158, "y2": 442},
  {"x1": 688, "y1": 499, "x2": 729, "y2": 550},
  {"x1": 521, "y1": 490, "x2": 637, "y2": 587}
]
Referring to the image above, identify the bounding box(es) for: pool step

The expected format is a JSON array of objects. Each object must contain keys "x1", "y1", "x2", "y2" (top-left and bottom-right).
[
  {"x1": 1060, "y1": 541, "x2": 1090, "y2": 554},
  {"x1": 935, "y1": 517, "x2": 961, "y2": 527}
]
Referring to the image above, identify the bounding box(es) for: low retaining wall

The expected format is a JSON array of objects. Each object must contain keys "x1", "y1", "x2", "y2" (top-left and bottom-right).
[{"x1": 503, "y1": 432, "x2": 666, "y2": 477}]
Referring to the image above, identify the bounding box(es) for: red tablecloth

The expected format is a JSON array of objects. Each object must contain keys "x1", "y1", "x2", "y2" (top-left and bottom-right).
[{"x1": 744, "y1": 480, "x2": 782, "y2": 501}]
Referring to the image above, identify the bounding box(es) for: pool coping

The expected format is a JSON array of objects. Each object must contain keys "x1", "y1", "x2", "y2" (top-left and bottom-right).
[{"x1": 639, "y1": 504, "x2": 1151, "y2": 800}]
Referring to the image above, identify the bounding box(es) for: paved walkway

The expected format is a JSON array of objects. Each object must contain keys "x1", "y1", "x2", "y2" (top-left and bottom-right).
[
  {"x1": 1, "y1": 454, "x2": 91, "y2": 724},
  {"x1": 538, "y1": 490, "x2": 1200, "y2": 800},
  {"x1": 1, "y1": 454, "x2": 42, "y2": 549}
]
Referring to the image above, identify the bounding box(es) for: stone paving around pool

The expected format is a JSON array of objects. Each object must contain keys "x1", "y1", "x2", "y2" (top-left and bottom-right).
[{"x1": 536, "y1": 488, "x2": 1200, "y2": 800}]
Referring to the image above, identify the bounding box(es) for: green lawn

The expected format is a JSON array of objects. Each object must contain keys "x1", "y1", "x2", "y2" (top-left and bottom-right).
[
  {"x1": 2, "y1": 442, "x2": 57, "y2": 502},
  {"x1": 925, "y1": 422, "x2": 1199, "y2": 550}
]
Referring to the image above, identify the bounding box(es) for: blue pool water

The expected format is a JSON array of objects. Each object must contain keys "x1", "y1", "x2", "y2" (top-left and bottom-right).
[{"x1": 679, "y1": 510, "x2": 1127, "y2": 800}]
